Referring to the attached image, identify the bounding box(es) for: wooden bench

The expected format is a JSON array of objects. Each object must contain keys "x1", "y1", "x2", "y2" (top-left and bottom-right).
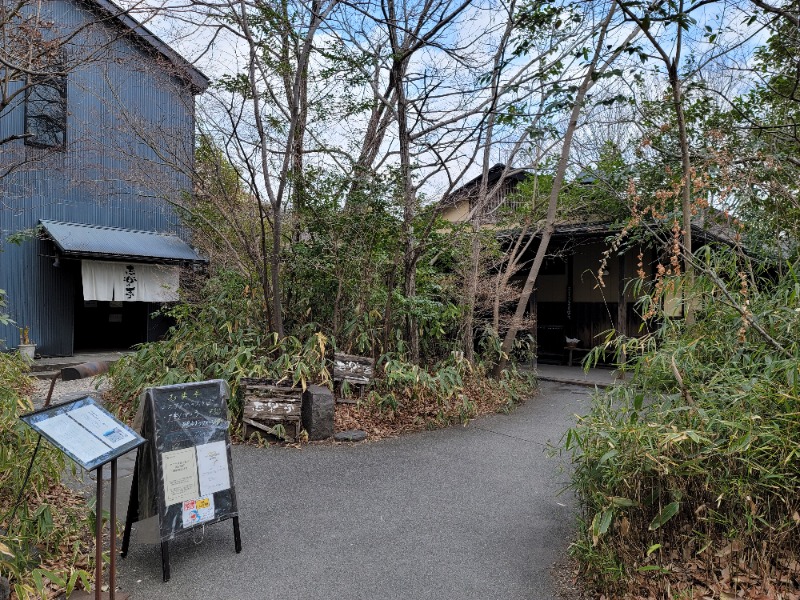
[{"x1": 564, "y1": 346, "x2": 592, "y2": 367}]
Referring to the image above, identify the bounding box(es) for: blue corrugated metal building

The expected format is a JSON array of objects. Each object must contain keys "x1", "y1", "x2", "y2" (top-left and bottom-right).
[{"x1": 0, "y1": 0, "x2": 208, "y2": 355}]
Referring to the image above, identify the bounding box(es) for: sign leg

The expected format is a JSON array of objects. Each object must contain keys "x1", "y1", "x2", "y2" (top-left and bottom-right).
[
  {"x1": 110, "y1": 459, "x2": 117, "y2": 600},
  {"x1": 95, "y1": 464, "x2": 103, "y2": 600},
  {"x1": 160, "y1": 541, "x2": 170, "y2": 582},
  {"x1": 8, "y1": 436, "x2": 41, "y2": 526},
  {"x1": 233, "y1": 516, "x2": 242, "y2": 553},
  {"x1": 121, "y1": 452, "x2": 140, "y2": 558}
]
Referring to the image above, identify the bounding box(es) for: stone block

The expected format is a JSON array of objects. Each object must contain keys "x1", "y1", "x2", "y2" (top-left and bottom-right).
[{"x1": 302, "y1": 385, "x2": 334, "y2": 440}]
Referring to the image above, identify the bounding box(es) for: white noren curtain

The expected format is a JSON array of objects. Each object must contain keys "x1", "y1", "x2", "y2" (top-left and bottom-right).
[{"x1": 81, "y1": 261, "x2": 179, "y2": 302}]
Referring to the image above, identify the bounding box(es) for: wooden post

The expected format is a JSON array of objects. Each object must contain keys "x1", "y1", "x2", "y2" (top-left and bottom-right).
[
  {"x1": 618, "y1": 253, "x2": 627, "y2": 378},
  {"x1": 109, "y1": 459, "x2": 117, "y2": 600},
  {"x1": 95, "y1": 465, "x2": 103, "y2": 600},
  {"x1": 566, "y1": 253, "x2": 574, "y2": 336}
]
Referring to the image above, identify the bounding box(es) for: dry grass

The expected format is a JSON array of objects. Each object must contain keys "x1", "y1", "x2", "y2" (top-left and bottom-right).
[{"x1": 334, "y1": 371, "x2": 535, "y2": 440}]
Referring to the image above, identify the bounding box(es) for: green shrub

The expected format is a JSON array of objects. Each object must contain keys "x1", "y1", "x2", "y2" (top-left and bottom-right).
[
  {"x1": 108, "y1": 271, "x2": 536, "y2": 441},
  {"x1": 0, "y1": 354, "x2": 61, "y2": 501},
  {"x1": 566, "y1": 253, "x2": 800, "y2": 596},
  {"x1": 0, "y1": 353, "x2": 92, "y2": 599},
  {"x1": 343, "y1": 353, "x2": 535, "y2": 434},
  {"x1": 107, "y1": 270, "x2": 330, "y2": 419}
]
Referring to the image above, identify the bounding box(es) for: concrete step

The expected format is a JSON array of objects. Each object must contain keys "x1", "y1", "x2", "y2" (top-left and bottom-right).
[
  {"x1": 30, "y1": 360, "x2": 85, "y2": 373},
  {"x1": 32, "y1": 370, "x2": 60, "y2": 380}
]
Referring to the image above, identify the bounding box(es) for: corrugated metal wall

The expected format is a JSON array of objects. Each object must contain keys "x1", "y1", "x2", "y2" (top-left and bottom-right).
[{"x1": 0, "y1": 0, "x2": 197, "y2": 355}]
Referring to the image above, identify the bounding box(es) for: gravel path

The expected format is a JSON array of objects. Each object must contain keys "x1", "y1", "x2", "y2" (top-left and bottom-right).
[{"x1": 32, "y1": 375, "x2": 110, "y2": 408}]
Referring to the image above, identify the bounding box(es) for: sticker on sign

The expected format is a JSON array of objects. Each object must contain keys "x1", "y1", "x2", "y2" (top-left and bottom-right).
[{"x1": 182, "y1": 496, "x2": 215, "y2": 528}]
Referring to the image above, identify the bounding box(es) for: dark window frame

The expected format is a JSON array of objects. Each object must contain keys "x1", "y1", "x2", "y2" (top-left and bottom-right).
[
  {"x1": 24, "y1": 69, "x2": 67, "y2": 150},
  {"x1": 540, "y1": 255, "x2": 566, "y2": 276}
]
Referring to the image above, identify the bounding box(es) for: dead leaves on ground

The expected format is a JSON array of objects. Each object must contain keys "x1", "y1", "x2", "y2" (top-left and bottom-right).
[
  {"x1": 334, "y1": 375, "x2": 527, "y2": 441},
  {"x1": 599, "y1": 538, "x2": 800, "y2": 600}
]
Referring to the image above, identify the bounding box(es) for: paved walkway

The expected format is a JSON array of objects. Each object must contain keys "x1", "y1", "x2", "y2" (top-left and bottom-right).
[
  {"x1": 115, "y1": 382, "x2": 591, "y2": 600},
  {"x1": 533, "y1": 364, "x2": 621, "y2": 388}
]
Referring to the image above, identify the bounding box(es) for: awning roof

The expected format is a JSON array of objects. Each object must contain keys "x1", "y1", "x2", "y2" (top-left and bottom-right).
[{"x1": 40, "y1": 220, "x2": 208, "y2": 264}]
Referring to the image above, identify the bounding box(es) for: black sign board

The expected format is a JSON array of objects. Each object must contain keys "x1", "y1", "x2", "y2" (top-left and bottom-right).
[
  {"x1": 21, "y1": 396, "x2": 146, "y2": 470},
  {"x1": 122, "y1": 380, "x2": 241, "y2": 581}
]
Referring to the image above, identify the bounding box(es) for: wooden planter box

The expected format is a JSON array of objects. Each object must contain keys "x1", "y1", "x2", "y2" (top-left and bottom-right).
[
  {"x1": 240, "y1": 378, "x2": 302, "y2": 442},
  {"x1": 332, "y1": 353, "x2": 374, "y2": 404}
]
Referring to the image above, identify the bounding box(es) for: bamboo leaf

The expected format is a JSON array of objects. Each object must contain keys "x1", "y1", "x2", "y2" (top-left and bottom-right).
[
  {"x1": 637, "y1": 565, "x2": 668, "y2": 573},
  {"x1": 598, "y1": 509, "x2": 613, "y2": 535},
  {"x1": 648, "y1": 501, "x2": 680, "y2": 531},
  {"x1": 599, "y1": 448, "x2": 618, "y2": 464},
  {"x1": 610, "y1": 496, "x2": 637, "y2": 507},
  {"x1": 0, "y1": 541, "x2": 12, "y2": 557}
]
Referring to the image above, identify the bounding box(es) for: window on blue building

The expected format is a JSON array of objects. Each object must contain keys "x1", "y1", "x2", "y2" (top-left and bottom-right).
[{"x1": 25, "y1": 71, "x2": 67, "y2": 149}]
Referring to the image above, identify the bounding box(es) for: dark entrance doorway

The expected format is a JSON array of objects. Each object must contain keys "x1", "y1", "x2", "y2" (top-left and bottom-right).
[
  {"x1": 74, "y1": 298, "x2": 148, "y2": 351},
  {"x1": 73, "y1": 279, "x2": 174, "y2": 352}
]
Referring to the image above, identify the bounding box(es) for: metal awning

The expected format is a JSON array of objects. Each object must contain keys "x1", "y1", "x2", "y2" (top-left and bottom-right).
[{"x1": 39, "y1": 220, "x2": 207, "y2": 264}]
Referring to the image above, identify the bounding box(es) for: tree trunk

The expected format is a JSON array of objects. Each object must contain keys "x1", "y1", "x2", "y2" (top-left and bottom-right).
[
  {"x1": 668, "y1": 65, "x2": 694, "y2": 324},
  {"x1": 463, "y1": 220, "x2": 481, "y2": 362},
  {"x1": 386, "y1": 0, "x2": 420, "y2": 363},
  {"x1": 271, "y1": 203, "x2": 285, "y2": 337},
  {"x1": 492, "y1": 5, "x2": 620, "y2": 377}
]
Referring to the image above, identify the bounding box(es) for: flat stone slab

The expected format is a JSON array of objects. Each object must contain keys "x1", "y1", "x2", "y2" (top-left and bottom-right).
[{"x1": 334, "y1": 430, "x2": 367, "y2": 442}]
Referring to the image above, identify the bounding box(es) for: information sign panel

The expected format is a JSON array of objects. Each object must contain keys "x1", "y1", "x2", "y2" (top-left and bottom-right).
[
  {"x1": 122, "y1": 380, "x2": 241, "y2": 582},
  {"x1": 21, "y1": 396, "x2": 146, "y2": 470},
  {"x1": 132, "y1": 380, "x2": 239, "y2": 542}
]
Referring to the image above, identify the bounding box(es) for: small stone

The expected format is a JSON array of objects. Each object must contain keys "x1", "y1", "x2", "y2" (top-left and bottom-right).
[{"x1": 334, "y1": 430, "x2": 367, "y2": 442}]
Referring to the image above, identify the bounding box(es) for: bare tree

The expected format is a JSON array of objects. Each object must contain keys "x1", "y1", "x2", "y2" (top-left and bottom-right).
[
  {"x1": 174, "y1": 0, "x2": 340, "y2": 336},
  {"x1": 612, "y1": 0, "x2": 768, "y2": 323},
  {"x1": 493, "y1": 1, "x2": 638, "y2": 376},
  {"x1": 329, "y1": 0, "x2": 596, "y2": 362}
]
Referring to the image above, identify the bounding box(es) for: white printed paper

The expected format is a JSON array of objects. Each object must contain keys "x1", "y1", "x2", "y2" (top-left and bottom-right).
[
  {"x1": 161, "y1": 447, "x2": 199, "y2": 506},
  {"x1": 182, "y1": 496, "x2": 215, "y2": 528},
  {"x1": 36, "y1": 413, "x2": 112, "y2": 464},
  {"x1": 69, "y1": 404, "x2": 136, "y2": 449},
  {"x1": 196, "y1": 441, "x2": 230, "y2": 496}
]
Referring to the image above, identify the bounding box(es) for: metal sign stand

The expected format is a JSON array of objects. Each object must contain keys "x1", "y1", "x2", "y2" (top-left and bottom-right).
[
  {"x1": 20, "y1": 390, "x2": 145, "y2": 600},
  {"x1": 72, "y1": 459, "x2": 126, "y2": 600}
]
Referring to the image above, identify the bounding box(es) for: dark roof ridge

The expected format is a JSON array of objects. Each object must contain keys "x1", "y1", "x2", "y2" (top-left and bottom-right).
[
  {"x1": 41, "y1": 219, "x2": 183, "y2": 237},
  {"x1": 441, "y1": 163, "x2": 531, "y2": 207}
]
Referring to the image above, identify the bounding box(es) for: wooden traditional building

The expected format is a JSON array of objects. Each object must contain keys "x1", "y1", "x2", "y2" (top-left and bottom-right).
[
  {"x1": 439, "y1": 163, "x2": 530, "y2": 224},
  {"x1": 441, "y1": 165, "x2": 723, "y2": 363}
]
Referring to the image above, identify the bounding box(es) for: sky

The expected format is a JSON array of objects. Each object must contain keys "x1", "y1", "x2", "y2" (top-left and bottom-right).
[{"x1": 114, "y1": 0, "x2": 770, "y2": 202}]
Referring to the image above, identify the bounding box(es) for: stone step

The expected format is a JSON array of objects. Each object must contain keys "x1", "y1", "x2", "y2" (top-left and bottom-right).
[
  {"x1": 32, "y1": 370, "x2": 60, "y2": 380},
  {"x1": 29, "y1": 360, "x2": 84, "y2": 373}
]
